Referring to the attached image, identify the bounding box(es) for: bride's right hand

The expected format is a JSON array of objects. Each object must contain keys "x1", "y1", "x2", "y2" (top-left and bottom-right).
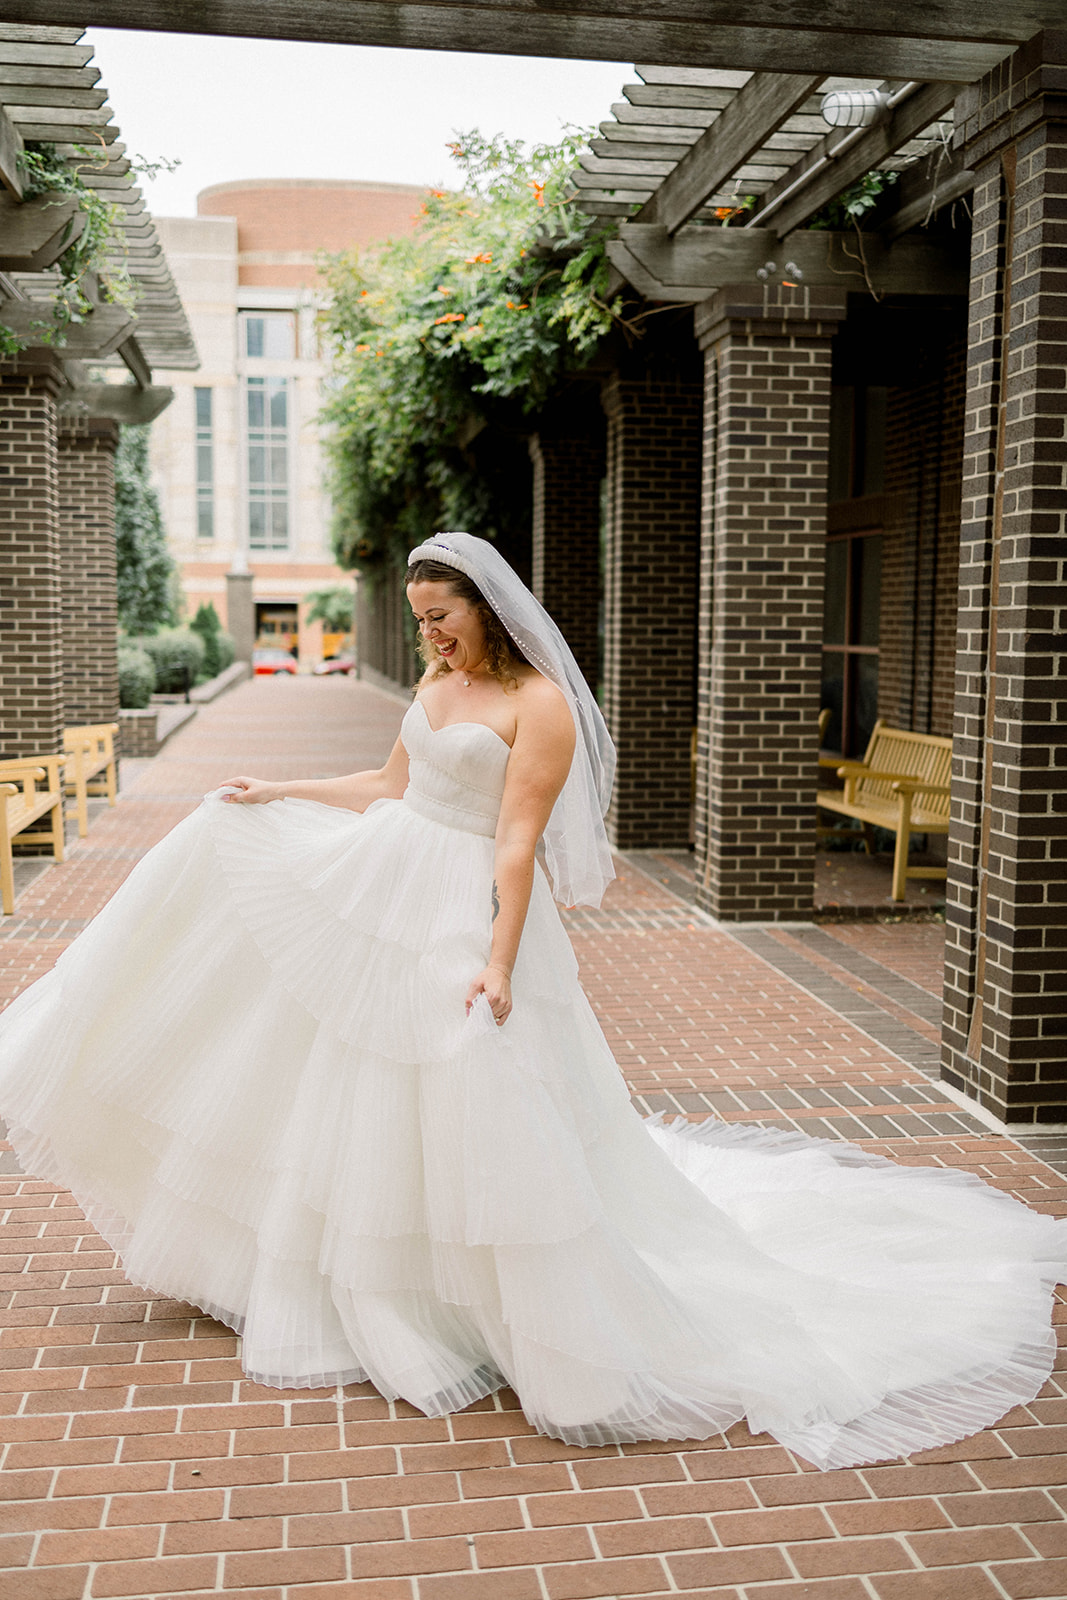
[{"x1": 219, "y1": 777, "x2": 283, "y2": 804}]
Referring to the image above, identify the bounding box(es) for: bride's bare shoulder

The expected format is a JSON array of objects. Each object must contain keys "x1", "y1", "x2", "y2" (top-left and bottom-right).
[{"x1": 514, "y1": 669, "x2": 574, "y2": 741}]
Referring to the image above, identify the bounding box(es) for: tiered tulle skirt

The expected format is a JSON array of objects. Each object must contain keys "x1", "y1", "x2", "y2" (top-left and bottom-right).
[{"x1": 1, "y1": 790, "x2": 1065, "y2": 1469}]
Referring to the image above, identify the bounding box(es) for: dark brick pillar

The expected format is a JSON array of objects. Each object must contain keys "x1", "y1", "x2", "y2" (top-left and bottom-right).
[
  {"x1": 58, "y1": 415, "x2": 120, "y2": 729},
  {"x1": 942, "y1": 33, "x2": 1067, "y2": 1124},
  {"x1": 357, "y1": 563, "x2": 415, "y2": 696},
  {"x1": 600, "y1": 371, "x2": 702, "y2": 849},
  {"x1": 0, "y1": 355, "x2": 63, "y2": 757},
  {"x1": 694, "y1": 287, "x2": 846, "y2": 922},
  {"x1": 529, "y1": 417, "x2": 604, "y2": 693}
]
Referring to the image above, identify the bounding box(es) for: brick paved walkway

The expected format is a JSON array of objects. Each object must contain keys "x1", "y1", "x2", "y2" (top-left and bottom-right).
[{"x1": 2, "y1": 678, "x2": 1066, "y2": 1600}]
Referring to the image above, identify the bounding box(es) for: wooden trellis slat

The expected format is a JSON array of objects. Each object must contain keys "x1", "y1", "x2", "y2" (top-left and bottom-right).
[{"x1": 0, "y1": 26, "x2": 195, "y2": 371}]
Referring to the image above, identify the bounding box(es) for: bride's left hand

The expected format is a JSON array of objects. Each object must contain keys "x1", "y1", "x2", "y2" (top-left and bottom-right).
[{"x1": 466, "y1": 965, "x2": 512, "y2": 1027}]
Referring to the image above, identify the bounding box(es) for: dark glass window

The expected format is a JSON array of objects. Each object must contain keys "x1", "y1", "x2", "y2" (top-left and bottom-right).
[
  {"x1": 246, "y1": 376, "x2": 289, "y2": 552},
  {"x1": 821, "y1": 531, "x2": 882, "y2": 757},
  {"x1": 828, "y1": 385, "x2": 887, "y2": 503}
]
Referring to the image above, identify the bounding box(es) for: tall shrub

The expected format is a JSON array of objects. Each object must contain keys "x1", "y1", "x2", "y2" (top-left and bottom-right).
[
  {"x1": 189, "y1": 601, "x2": 234, "y2": 678},
  {"x1": 115, "y1": 425, "x2": 175, "y2": 634}
]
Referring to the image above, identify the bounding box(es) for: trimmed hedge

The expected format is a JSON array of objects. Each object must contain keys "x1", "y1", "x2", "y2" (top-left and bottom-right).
[
  {"x1": 142, "y1": 628, "x2": 205, "y2": 693},
  {"x1": 118, "y1": 645, "x2": 156, "y2": 710}
]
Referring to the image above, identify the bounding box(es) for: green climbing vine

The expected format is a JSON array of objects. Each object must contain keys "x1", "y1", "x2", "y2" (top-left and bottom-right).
[
  {"x1": 0, "y1": 141, "x2": 138, "y2": 354},
  {"x1": 319, "y1": 130, "x2": 621, "y2": 579},
  {"x1": 808, "y1": 169, "x2": 899, "y2": 230}
]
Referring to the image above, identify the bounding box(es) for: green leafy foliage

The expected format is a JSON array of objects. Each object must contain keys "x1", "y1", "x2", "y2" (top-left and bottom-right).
[
  {"x1": 142, "y1": 628, "x2": 205, "y2": 693},
  {"x1": 117, "y1": 645, "x2": 155, "y2": 710},
  {"x1": 115, "y1": 426, "x2": 176, "y2": 635},
  {"x1": 320, "y1": 131, "x2": 619, "y2": 577},
  {"x1": 190, "y1": 601, "x2": 221, "y2": 639},
  {"x1": 809, "y1": 169, "x2": 899, "y2": 231},
  {"x1": 0, "y1": 142, "x2": 138, "y2": 352},
  {"x1": 303, "y1": 586, "x2": 355, "y2": 632}
]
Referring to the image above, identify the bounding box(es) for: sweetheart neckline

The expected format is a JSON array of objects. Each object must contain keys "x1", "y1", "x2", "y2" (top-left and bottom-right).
[{"x1": 408, "y1": 697, "x2": 512, "y2": 751}]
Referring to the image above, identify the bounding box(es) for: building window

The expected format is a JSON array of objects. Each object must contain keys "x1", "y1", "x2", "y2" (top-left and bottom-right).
[
  {"x1": 241, "y1": 311, "x2": 295, "y2": 361},
  {"x1": 246, "y1": 376, "x2": 289, "y2": 552},
  {"x1": 194, "y1": 387, "x2": 213, "y2": 540},
  {"x1": 828, "y1": 385, "x2": 887, "y2": 503},
  {"x1": 821, "y1": 531, "x2": 882, "y2": 758}
]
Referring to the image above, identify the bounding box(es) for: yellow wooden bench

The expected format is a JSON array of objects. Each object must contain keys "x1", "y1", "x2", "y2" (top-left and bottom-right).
[
  {"x1": 816, "y1": 720, "x2": 952, "y2": 902},
  {"x1": 63, "y1": 722, "x2": 118, "y2": 838},
  {"x1": 0, "y1": 755, "x2": 66, "y2": 915}
]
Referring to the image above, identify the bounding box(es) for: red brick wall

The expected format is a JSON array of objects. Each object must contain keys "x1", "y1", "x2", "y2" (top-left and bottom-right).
[
  {"x1": 0, "y1": 356, "x2": 63, "y2": 757},
  {"x1": 197, "y1": 181, "x2": 424, "y2": 288},
  {"x1": 58, "y1": 417, "x2": 120, "y2": 732}
]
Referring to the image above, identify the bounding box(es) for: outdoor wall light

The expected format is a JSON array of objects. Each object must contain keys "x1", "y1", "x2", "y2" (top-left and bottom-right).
[{"x1": 820, "y1": 88, "x2": 888, "y2": 128}]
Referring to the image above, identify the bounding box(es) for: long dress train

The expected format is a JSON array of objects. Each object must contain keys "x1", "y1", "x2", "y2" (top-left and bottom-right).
[{"x1": 0, "y1": 698, "x2": 1064, "y2": 1470}]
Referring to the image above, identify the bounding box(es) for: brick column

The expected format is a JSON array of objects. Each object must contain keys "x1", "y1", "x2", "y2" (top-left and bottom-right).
[
  {"x1": 529, "y1": 424, "x2": 603, "y2": 694},
  {"x1": 58, "y1": 416, "x2": 120, "y2": 729},
  {"x1": 226, "y1": 570, "x2": 255, "y2": 664},
  {"x1": 694, "y1": 287, "x2": 846, "y2": 922},
  {"x1": 357, "y1": 563, "x2": 416, "y2": 696},
  {"x1": 942, "y1": 33, "x2": 1067, "y2": 1124},
  {"x1": 600, "y1": 370, "x2": 702, "y2": 849},
  {"x1": 0, "y1": 355, "x2": 63, "y2": 757}
]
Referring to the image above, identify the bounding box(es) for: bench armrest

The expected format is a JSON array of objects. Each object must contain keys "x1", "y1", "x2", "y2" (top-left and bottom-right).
[
  {"x1": 0, "y1": 761, "x2": 47, "y2": 779},
  {"x1": 836, "y1": 766, "x2": 932, "y2": 785},
  {"x1": 891, "y1": 778, "x2": 951, "y2": 797},
  {"x1": 0, "y1": 763, "x2": 48, "y2": 797}
]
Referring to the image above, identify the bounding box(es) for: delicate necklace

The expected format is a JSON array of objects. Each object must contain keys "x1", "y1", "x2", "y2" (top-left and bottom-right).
[{"x1": 458, "y1": 659, "x2": 485, "y2": 688}]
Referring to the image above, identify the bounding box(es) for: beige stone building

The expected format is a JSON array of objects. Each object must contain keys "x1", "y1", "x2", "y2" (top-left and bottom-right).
[{"x1": 150, "y1": 179, "x2": 424, "y2": 662}]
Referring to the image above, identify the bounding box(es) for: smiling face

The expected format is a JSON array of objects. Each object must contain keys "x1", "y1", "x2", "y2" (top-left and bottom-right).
[{"x1": 407, "y1": 579, "x2": 489, "y2": 677}]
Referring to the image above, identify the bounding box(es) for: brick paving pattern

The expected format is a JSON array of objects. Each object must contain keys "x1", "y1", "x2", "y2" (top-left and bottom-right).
[{"x1": 2, "y1": 678, "x2": 1066, "y2": 1600}]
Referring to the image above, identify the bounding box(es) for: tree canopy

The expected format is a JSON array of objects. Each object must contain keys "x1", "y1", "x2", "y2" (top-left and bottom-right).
[{"x1": 319, "y1": 132, "x2": 619, "y2": 581}]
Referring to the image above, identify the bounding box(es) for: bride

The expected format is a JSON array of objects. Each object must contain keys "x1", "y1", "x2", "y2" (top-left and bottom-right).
[{"x1": 1, "y1": 530, "x2": 1064, "y2": 1472}]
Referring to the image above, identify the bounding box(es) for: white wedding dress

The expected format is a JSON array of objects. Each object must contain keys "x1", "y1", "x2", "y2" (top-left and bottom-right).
[{"x1": 1, "y1": 697, "x2": 1065, "y2": 1470}]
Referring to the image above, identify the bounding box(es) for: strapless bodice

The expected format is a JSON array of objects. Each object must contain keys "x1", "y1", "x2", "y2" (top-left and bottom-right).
[{"x1": 401, "y1": 698, "x2": 510, "y2": 837}]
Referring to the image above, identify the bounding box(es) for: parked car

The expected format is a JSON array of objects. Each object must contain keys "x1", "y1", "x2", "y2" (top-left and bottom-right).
[
  {"x1": 253, "y1": 647, "x2": 298, "y2": 676},
  {"x1": 313, "y1": 653, "x2": 355, "y2": 676}
]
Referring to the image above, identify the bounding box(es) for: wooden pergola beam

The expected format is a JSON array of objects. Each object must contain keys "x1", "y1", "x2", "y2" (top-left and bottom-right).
[
  {"x1": 59, "y1": 382, "x2": 172, "y2": 424},
  {"x1": 609, "y1": 220, "x2": 970, "y2": 300},
  {"x1": 0, "y1": 1, "x2": 1025, "y2": 82},
  {"x1": 880, "y1": 147, "x2": 975, "y2": 238},
  {"x1": 0, "y1": 189, "x2": 83, "y2": 268},
  {"x1": 748, "y1": 79, "x2": 959, "y2": 237},
  {"x1": 633, "y1": 72, "x2": 823, "y2": 234},
  {"x1": 0, "y1": 297, "x2": 134, "y2": 355},
  {"x1": 0, "y1": 98, "x2": 22, "y2": 196}
]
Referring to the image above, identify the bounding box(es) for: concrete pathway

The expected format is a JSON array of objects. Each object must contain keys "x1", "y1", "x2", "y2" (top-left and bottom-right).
[{"x1": 2, "y1": 677, "x2": 1065, "y2": 1600}]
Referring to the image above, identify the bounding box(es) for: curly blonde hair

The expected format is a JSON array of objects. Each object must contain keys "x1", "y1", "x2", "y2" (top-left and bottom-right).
[{"x1": 406, "y1": 558, "x2": 525, "y2": 691}]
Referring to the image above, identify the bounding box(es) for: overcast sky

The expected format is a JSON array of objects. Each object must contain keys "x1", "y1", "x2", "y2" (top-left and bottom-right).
[{"x1": 89, "y1": 29, "x2": 631, "y2": 218}]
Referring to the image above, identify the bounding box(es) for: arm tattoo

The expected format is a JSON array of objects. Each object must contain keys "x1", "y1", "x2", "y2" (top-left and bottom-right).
[{"x1": 491, "y1": 879, "x2": 500, "y2": 921}]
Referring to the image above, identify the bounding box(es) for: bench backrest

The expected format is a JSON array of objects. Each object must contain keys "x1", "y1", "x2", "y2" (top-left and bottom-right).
[
  {"x1": 857, "y1": 720, "x2": 953, "y2": 820},
  {"x1": 63, "y1": 723, "x2": 117, "y2": 758}
]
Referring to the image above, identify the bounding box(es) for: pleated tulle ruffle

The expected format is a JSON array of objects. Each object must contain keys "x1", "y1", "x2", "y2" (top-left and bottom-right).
[{"x1": 1, "y1": 709, "x2": 1066, "y2": 1470}]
